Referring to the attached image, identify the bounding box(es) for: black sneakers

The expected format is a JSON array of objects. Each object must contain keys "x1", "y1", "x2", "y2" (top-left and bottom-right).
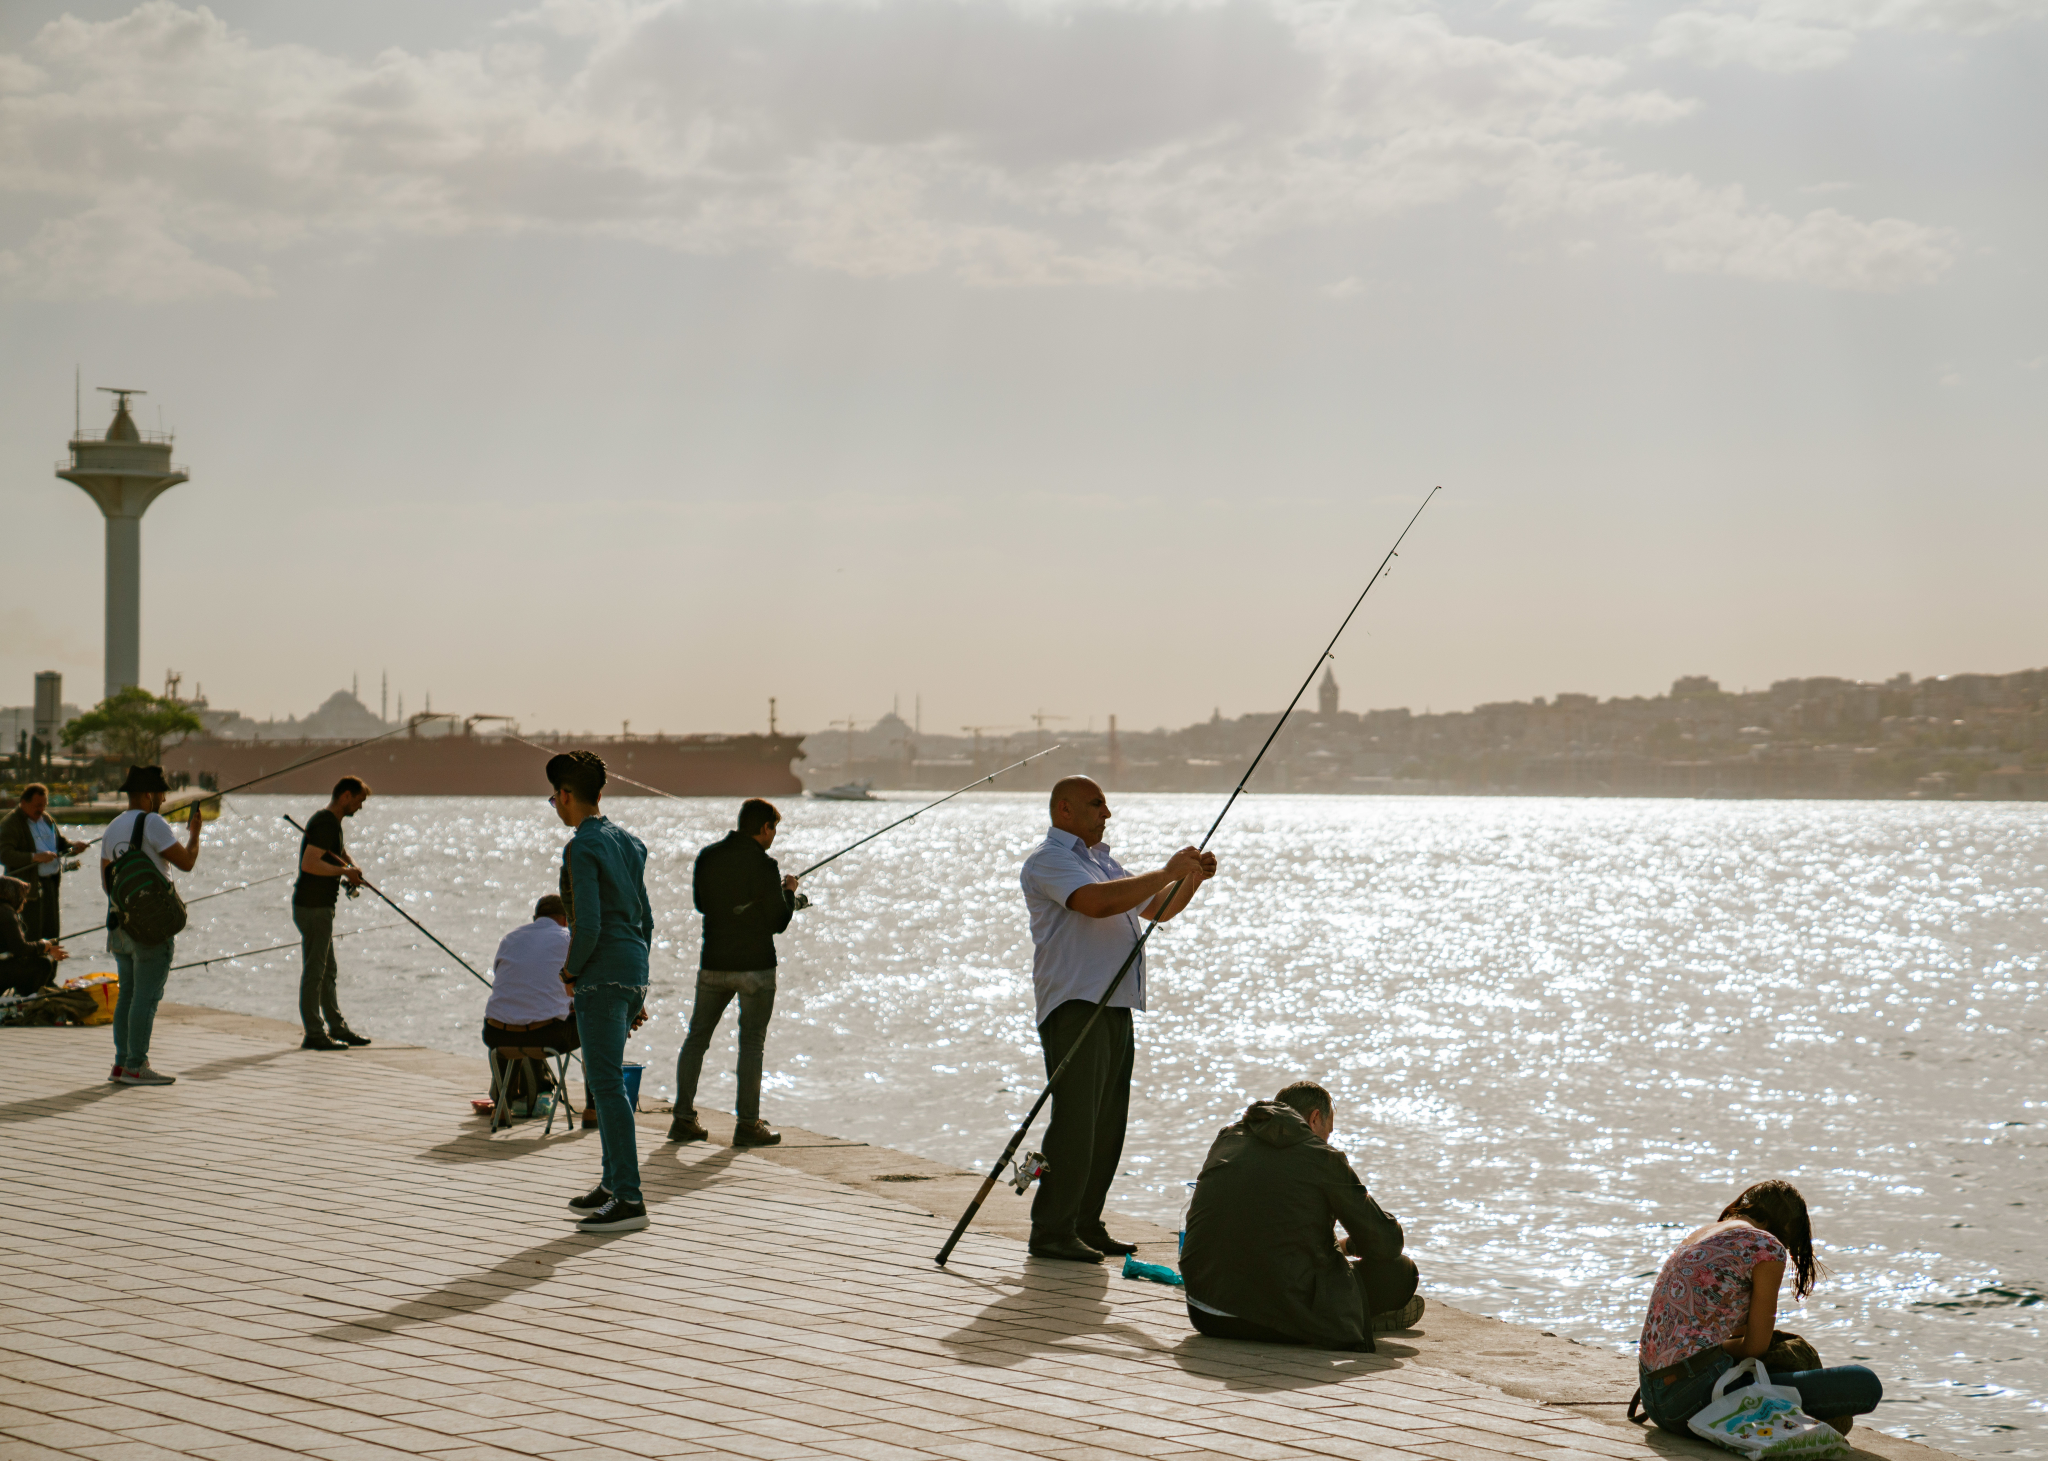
[
  {"x1": 300, "y1": 1035, "x2": 346, "y2": 1051},
  {"x1": 576, "y1": 1197, "x2": 649, "y2": 1233},
  {"x1": 331, "y1": 1028, "x2": 373, "y2": 1047},
  {"x1": 566, "y1": 1185, "x2": 612, "y2": 1213}
]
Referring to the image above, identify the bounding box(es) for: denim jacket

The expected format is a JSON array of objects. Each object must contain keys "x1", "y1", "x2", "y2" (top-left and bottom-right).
[{"x1": 560, "y1": 816, "x2": 653, "y2": 988}]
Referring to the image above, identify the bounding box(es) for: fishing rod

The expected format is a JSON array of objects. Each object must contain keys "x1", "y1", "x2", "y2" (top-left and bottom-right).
[
  {"x1": 168, "y1": 921, "x2": 401, "y2": 973},
  {"x1": 792, "y1": 746, "x2": 1065, "y2": 881},
  {"x1": 59, "y1": 870, "x2": 293, "y2": 943},
  {"x1": 82, "y1": 714, "x2": 454, "y2": 846},
  {"x1": 934, "y1": 485, "x2": 1441, "y2": 1267},
  {"x1": 284, "y1": 815, "x2": 493, "y2": 989}
]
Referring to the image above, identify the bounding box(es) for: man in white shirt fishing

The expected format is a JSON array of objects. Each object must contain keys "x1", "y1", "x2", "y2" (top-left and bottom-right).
[
  {"x1": 101, "y1": 765, "x2": 203, "y2": 1086},
  {"x1": 1019, "y1": 775, "x2": 1215, "y2": 1263}
]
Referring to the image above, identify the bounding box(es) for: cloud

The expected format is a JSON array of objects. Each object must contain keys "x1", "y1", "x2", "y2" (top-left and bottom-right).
[
  {"x1": 0, "y1": 0, "x2": 1962, "y2": 298},
  {"x1": 1650, "y1": 0, "x2": 2048, "y2": 71}
]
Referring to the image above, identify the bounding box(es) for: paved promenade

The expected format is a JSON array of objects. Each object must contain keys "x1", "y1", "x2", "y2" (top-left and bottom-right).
[{"x1": 3, "y1": 1006, "x2": 1950, "y2": 1461}]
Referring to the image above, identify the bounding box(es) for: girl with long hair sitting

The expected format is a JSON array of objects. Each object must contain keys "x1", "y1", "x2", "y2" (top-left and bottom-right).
[{"x1": 1637, "y1": 1180, "x2": 1882, "y2": 1437}]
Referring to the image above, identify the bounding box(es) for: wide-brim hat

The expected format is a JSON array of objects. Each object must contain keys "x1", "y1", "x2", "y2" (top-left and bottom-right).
[{"x1": 118, "y1": 765, "x2": 171, "y2": 795}]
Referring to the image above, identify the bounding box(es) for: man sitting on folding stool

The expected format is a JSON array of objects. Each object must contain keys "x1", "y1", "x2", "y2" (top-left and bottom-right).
[{"x1": 484, "y1": 894, "x2": 580, "y2": 1125}]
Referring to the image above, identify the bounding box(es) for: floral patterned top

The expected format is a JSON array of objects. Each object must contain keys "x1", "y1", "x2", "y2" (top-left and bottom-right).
[{"x1": 1639, "y1": 1223, "x2": 1788, "y2": 1371}]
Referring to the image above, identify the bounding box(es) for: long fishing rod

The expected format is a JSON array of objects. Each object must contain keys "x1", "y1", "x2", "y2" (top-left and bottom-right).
[
  {"x1": 934, "y1": 485, "x2": 1441, "y2": 1267},
  {"x1": 284, "y1": 815, "x2": 492, "y2": 989},
  {"x1": 59, "y1": 870, "x2": 294, "y2": 943},
  {"x1": 168, "y1": 921, "x2": 400, "y2": 973},
  {"x1": 792, "y1": 746, "x2": 1064, "y2": 881},
  {"x1": 82, "y1": 714, "x2": 454, "y2": 846}
]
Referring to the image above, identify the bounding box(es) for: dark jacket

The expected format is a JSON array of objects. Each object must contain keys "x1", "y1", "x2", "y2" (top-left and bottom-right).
[
  {"x1": 0, "y1": 809, "x2": 46, "y2": 903},
  {"x1": 693, "y1": 831, "x2": 793, "y2": 971},
  {"x1": 1179, "y1": 1101, "x2": 1406, "y2": 1349},
  {"x1": 0, "y1": 903, "x2": 55, "y2": 996}
]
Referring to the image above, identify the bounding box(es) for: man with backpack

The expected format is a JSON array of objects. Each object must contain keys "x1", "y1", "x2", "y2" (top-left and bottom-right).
[{"x1": 102, "y1": 765, "x2": 203, "y2": 1086}]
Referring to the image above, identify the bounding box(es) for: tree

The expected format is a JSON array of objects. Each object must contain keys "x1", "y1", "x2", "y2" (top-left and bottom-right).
[{"x1": 61, "y1": 687, "x2": 203, "y2": 767}]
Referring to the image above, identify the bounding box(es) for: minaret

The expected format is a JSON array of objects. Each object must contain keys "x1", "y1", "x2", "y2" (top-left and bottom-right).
[
  {"x1": 1319, "y1": 664, "x2": 1339, "y2": 718},
  {"x1": 57, "y1": 388, "x2": 187, "y2": 699}
]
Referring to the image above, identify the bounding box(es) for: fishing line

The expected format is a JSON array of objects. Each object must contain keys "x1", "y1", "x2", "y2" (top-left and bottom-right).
[
  {"x1": 934, "y1": 486, "x2": 1441, "y2": 1267},
  {"x1": 517, "y1": 732, "x2": 1064, "y2": 884},
  {"x1": 284, "y1": 815, "x2": 493, "y2": 989},
  {"x1": 59, "y1": 871, "x2": 293, "y2": 944},
  {"x1": 81, "y1": 714, "x2": 454, "y2": 846},
  {"x1": 792, "y1": 746, "x2": 1065, "y2": 881},
  {"x1": 168, "y1": 921, "x2": 401, "y2": 973}
]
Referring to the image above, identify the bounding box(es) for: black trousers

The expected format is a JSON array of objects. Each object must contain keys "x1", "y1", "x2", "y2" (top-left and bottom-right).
[
  {"x1": 1032, "y1": 1000, "x2": 1133, "y2": 1242},
  {"x1": 33, "y1": 881, "x2": 60, "y2": 943},
  {"x1": 1187, "y1": 1254, "x2": 1419, "y2": 1348}
]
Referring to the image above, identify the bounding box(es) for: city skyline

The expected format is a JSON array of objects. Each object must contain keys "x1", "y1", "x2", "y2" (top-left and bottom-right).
[{"x1": 1, "y1": 1, "x2": 2041, "y2": 735}]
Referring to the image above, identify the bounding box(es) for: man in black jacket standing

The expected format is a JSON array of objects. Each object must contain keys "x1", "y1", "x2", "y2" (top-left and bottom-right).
[
  {"x1": 1179, "y1": 1080, "x2": 1421, "y2": 1352},
  {"x1": 670, "y1": 798, "x2": 798, "y2": 1147}
]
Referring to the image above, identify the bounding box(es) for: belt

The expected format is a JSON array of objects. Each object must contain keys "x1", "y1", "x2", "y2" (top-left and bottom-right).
[
  {"x1": 486, "y1": 1016, "x2": 566, "y2": 1031},
  {"x1": 1646, "y1": 1346, "x2": 1730, "y2": 1388}
]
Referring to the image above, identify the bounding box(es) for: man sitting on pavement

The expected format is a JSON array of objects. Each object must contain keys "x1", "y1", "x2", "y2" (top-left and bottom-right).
[
  {"x1": 482, "y1": 893, "x2": 578, "y2": 1118},
  {"x1": 1180, "y1": 1079, "x2": 1422, "y2": 1352}
]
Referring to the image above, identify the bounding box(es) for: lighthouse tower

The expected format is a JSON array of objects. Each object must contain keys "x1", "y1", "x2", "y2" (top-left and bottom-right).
[{"x1": 57, "y1": 389, "x2": 187, "y2": 699}]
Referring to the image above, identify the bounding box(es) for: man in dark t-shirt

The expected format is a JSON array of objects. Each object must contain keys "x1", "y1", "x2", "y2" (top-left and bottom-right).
[{"x1": 293, "y1": 776, "x2": 370, "y2": 1050}]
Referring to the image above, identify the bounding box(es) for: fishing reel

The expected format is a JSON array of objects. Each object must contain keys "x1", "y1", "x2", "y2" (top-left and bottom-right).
[
  {"x1": 792, "y1": 892, "x2": 811, "y2": 912},
  {"x1": 1009, "y1": 1150, "x2": 1050, "y2": 1195},
  {"x1": 62, "y1": 859, "x2": 81, "y2": 873},
  {"x1": 343, "y1": 880, "x2": 362, "y2": 900}
]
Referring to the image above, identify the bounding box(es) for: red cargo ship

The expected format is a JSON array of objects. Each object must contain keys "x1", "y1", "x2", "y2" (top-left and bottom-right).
[{"x1": 164, "y1": 731, "x2": 805, "y2": 798}]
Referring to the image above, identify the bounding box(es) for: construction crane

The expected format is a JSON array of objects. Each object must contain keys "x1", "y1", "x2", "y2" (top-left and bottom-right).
[{"x1": 1029, "y1": 709, "x2": 1068, "y2": 758}]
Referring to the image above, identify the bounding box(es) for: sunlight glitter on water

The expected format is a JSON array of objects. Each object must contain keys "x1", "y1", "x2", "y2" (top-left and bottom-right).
[{"x1": 97, "y1": 792, "x2": 2048, "y2": 1457}]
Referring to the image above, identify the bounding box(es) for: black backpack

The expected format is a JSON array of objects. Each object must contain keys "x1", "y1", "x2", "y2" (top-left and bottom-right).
[{"x1": 105, "y1": 816, "x2": 187, "y2": 946}]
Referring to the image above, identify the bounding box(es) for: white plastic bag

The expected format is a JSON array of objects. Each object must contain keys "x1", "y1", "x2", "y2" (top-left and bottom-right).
[{"x1": 1688, "y1": 1358, "x2": 1848, "y2": 1458}]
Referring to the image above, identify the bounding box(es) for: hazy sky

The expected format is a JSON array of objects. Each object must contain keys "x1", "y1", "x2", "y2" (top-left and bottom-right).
[{"x1": 1, "y1": 0, "x2": 2041, "y2": 738}]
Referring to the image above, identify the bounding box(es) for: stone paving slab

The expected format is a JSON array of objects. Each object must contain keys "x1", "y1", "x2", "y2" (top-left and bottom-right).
[{"x1": 1, "y1": 1009, "x2": 1954, "y2": 1461}]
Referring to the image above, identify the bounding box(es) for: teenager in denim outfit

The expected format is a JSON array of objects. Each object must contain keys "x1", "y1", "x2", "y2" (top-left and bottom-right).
[{"x1": 549, "y1": 750, "x2": 655, "y2": 1233}]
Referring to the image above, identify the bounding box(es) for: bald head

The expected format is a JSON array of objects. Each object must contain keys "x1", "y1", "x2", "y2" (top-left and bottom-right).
[{"x1": 1049, "y1": 776, "x2": 1111, "y2": 845}]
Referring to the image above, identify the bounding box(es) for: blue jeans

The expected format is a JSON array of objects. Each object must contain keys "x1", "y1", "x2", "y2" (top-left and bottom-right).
[
  {"x1": 1640, "y1": 1350, "x2": 1883, "y2": 1435},
  {"x1": 574, "y1": 980, "x2": 644, "y2": 1205},
  {"x1": 110, "y1": 927, "x2": 175, "y2": 1070}
]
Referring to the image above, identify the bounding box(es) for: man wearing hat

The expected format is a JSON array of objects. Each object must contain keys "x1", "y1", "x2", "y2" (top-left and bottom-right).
[{"x1": 101, "y1": 766, "x2": 203, "y2": 1086}]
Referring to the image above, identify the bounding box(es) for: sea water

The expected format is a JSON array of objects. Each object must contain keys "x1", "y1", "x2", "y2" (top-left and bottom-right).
[{"x1": 116, "y1": 793, "x2": 2046, "y2": 1457}]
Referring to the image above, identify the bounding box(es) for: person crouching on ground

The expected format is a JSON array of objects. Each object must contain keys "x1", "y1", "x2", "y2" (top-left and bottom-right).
[
  {"x1": 101, "y1": 765, "x2": 202, "y2": 1086},
  {"x1": 1636, "y1": 1180, "x2": 1880, "y2": 1438},
  {"x1": 670, "y1": 797, "x2": 798, "y2": 1148},
  {"x1": 292, "y1": 776, "x2": 372, "y2": 1051},
  {"x1": 1180, "y1": 1080, "x2": 1421, "y2": 1352},
  {"x1": 0, "y1": 876, "x2": 67, "y2": 997},
  {"x1": 483, "y1": 894, "x2": 578, "y2": 1120},
  {"x1": 549, "y1": 750, "x2": 654, "y2": 1233}
]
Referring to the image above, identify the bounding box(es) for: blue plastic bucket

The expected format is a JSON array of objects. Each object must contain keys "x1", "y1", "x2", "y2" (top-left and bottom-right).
[{"x1": 621, "y1": 1062, "x2": 645, "y2": 1112}]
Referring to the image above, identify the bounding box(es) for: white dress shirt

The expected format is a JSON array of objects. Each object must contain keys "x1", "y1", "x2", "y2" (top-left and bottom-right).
[
  {"x1": 484, "y1": 917, "x2": 574, "y2": 1025},
  {"x1": 1019, "y1": 827, "x2": 1146, "y2": 1026}
]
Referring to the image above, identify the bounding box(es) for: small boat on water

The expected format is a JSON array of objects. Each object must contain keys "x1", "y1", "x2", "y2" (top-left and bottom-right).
[{"x1": 811, "y1": 781, "x2": 880, "y2": 802}]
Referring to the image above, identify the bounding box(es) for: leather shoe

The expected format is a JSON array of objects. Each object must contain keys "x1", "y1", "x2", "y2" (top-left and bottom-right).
[
  {"x1": 1081, "y1": 1229, "x2": 1138, "y2": 1257},
  {"x1": 667, "y1": 1115, "x2": 709, "y2": 1144},
  {"x1": 300, "y1": 1035, "x2": 346, "y2": 1051},
  {"x1": 1027, "y1": 1235, "x2": 1104, "y2": 1264},
  {"x1": 331, "y1": 1028, "x2": 372, "y2": 1047},
  {"x1": 732, "y1": 1118, "x2": 782, "y2": 1147}
]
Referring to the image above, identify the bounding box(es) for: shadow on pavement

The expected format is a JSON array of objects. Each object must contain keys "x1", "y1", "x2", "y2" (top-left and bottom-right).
[
  {"x1": 0, "y1": 1044, "x2": 295, "y2": 1126},
  {"x1": 941, "y1": 1263, "x2": 1158, "y2": 1367}
]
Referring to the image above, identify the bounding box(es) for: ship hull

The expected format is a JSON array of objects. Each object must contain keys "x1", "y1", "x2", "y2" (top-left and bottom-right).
[{"x1": 164, "y1": 734, "x2": 805, "y2": 798}]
